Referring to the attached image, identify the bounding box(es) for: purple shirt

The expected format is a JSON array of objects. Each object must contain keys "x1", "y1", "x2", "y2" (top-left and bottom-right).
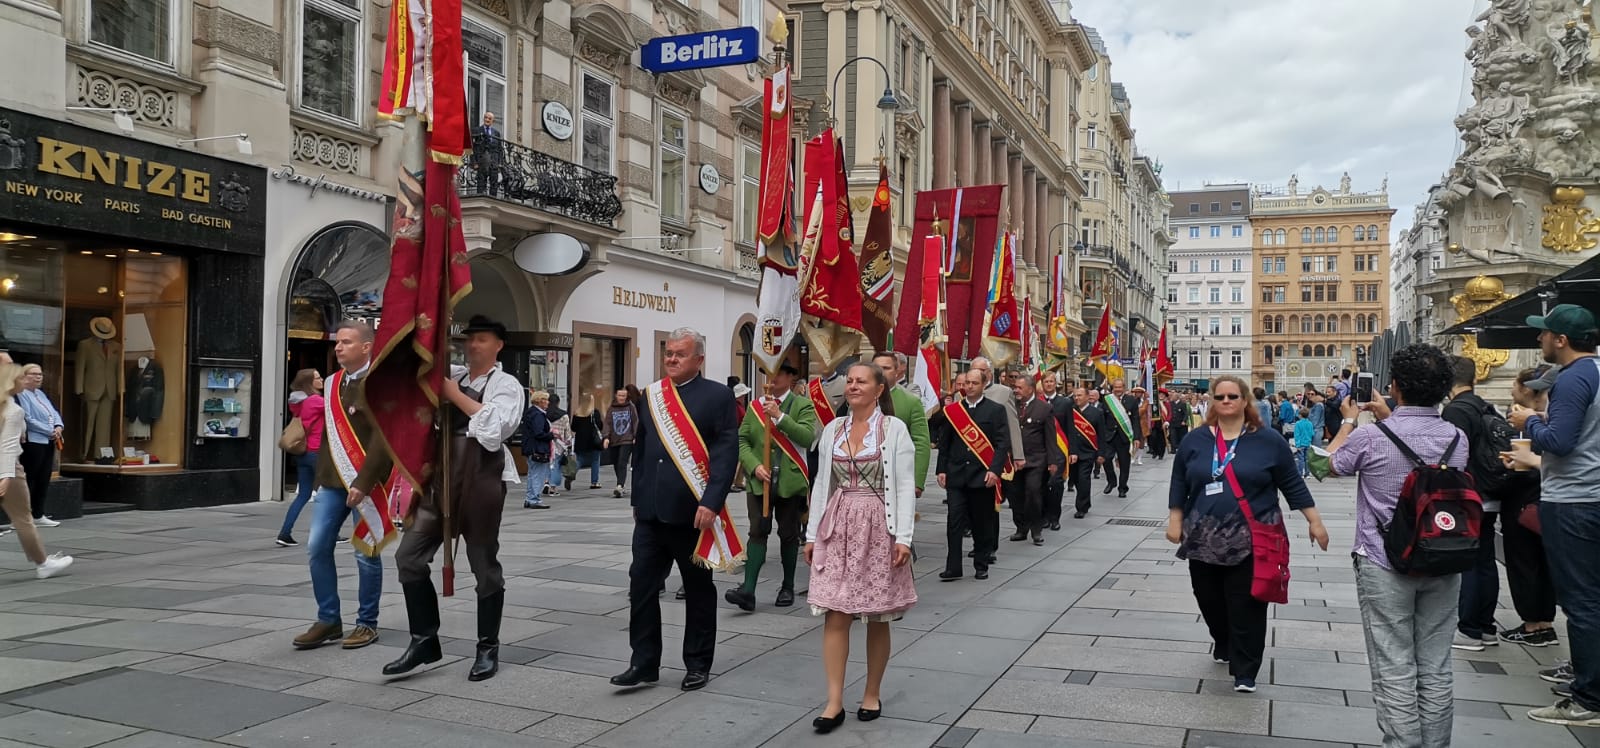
[{"x1": 1330, "y1": 406, "x2": 1467, "y2": 570}]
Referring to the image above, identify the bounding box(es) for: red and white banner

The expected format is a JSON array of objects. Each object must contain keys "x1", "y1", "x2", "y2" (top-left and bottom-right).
[{"x1": 324, "y1": 370, "x2": 397, "y2": 557}]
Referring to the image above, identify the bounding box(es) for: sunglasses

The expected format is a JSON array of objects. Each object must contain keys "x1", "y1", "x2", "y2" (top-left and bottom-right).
[{"x1": 1213, "y1": 393, "x2": 1242, "y2": 401}]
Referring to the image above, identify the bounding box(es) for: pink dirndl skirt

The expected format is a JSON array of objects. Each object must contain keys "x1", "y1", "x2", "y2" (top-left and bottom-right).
[{"x1": 807, "y1": 486, "x2": 917, "y2": 622}]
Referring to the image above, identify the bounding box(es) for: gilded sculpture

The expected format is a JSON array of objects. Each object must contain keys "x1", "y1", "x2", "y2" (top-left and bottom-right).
[
  {"x1": 1451, "y1": 275, "x2": 1516, "y2": 381},
  {"x1": 1541, "y1": 185, "x2": 1600, "y2": 252}
]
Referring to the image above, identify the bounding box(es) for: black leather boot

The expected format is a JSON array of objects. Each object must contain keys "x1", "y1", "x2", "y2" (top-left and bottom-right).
[
  {"x1": 383, "y1": 580, "x2": 443, "y2": 676},
  {"x1": 468, "y1": 591, "x2": 503, "y2": 681}
]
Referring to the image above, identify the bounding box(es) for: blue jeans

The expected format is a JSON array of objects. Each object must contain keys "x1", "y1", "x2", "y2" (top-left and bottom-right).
[
  {"x1": 577, "y1": 449, "x2": 602, "y2": 484},
  {"x1": 1294, "y1": 447, "x2": 1308, "y2": 476},
  {"x1": 525, "y1": 458, "x2": 551, "y2": 504},
  {"x1": 308, "y1": 487, "x2": 382, "y2": 627},
  {"x1": 279, "y1": 450, "x2": 318, "y2": 538},
  {"x1": 1541, "y1": 501, "x2": 1600, "y2": 711},
  {"x1": 1354, "y1": 555, "x2": 1459, "y2": 748}
]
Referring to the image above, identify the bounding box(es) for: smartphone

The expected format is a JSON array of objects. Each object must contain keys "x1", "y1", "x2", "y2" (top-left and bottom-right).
[{"x1": 1355, "y1": 373, "x2": 1375, "y2": 404}]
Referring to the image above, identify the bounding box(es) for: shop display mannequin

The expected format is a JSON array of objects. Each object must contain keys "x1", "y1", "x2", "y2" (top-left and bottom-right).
[
  {"x1": 75, "y1": 317, "x2": 121, "y2": 460},
  {"x1": 125, "y1": 355, "x2": 164, "y2": 439}
]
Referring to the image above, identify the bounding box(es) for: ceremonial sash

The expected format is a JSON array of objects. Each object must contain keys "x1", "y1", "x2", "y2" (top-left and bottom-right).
[
  {"x1": 646, "y1": 378, "x2": 745, "y2": 571},
  {"x1": 1105, "y1": 395, "x2": 1134, "y2": 439},
  {"x1": 1073, "y1": 408, "x2": 1099, "y2": 451},
  {"x1": 1053, "y1": 419, "x2": 1071, "y2": 462},
  {"x1": 807, "y1": 377, "x2": 836, "y2": 426},
  {"x1": 943, "y1": 401, "x2": 1004, "y2": 511},
  {"x1": 749, "y1": 399, "x2": 810, "y2": 484},
  {"x1": 324, "y1": 370, "x2": 397, "y2": 557}
]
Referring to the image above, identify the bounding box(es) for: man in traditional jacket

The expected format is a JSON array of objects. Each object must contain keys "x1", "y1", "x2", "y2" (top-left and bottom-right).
[
  {"x1": 384, "y1": 315, "x2": 524, "y2": 681},
  {"x1": 728, "y1": 363, "x2": 818, "y2": 611}
]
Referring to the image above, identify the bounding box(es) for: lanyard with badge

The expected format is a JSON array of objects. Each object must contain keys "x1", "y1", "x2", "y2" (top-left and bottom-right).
[{"x1": 1207, "y1": 428, "x2": 1239, "y2": 497}]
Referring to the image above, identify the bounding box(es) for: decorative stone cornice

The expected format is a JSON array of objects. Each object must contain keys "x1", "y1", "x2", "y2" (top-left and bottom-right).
[
  {"x1": 467, "y1": 0, "x2": 510, "y2": 19},
  {"x1": 578, "y1": 38, "x2": 628, "y2": 73},
  {"x1": 193, "y1": 5, "x2": 281, "y2": 67}
]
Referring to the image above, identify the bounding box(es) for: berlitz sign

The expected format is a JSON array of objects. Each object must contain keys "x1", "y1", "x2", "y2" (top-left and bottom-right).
[{"x1": 640, "y1": 27, "x2": 761, "y2": 74}]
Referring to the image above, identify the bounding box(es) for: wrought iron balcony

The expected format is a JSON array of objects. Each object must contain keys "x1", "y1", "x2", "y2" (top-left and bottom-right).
[{"x1": 457, "y1": 133, "x2": 622, "y2": 227}]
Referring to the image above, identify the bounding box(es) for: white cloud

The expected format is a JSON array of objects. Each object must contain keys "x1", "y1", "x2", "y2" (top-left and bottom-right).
[{"x1": 1072, "y1": 0, "x2": 1477, "y2": 238}]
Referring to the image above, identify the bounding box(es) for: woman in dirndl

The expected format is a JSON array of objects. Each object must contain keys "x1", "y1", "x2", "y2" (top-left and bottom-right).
[{"x1": 804, "y1": 362, "x2": 918, "y2": 733}]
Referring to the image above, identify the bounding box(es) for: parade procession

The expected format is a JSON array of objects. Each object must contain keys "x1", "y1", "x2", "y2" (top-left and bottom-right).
[{"x1": 8, "y1": 0, "x2": 1600, "y2": 744}]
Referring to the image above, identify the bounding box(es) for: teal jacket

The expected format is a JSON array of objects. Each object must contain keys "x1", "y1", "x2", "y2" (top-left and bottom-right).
[
  {"x1": 738, "y1": 391, "x2": 820, "y2": 499},
  {"x1": 891, "y1": 385, "x2": 931, "y2": 491}
]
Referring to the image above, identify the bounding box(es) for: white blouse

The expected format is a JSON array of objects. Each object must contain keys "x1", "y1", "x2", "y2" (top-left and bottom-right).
[
  {"x1": 451, "y1": 365, "x2": 523, "y2": 484},
  {"x1": 806, "y1": 414, "x2": 918, "y2": 548}
]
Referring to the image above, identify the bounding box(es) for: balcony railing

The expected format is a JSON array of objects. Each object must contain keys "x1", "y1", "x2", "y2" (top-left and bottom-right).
[{"x1": 458, "y1": 133, "x2": 623, "y2": 227}]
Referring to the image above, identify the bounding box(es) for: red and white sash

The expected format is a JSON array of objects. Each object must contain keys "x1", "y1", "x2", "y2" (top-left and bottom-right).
[
  {"x1": 646, "y1": 377, "x2": 745, "y2": 571},
  {"x1": 943, "y1": 400, "x2": 1005, "y2": 511},
  {"x1": 749, "y1": 397, "x2": 809, "y2": 484},
  {"x1": 806, "y1": 377, "x2": 836, "y2": 426},
  {"x1": 325, "y1": 370, "x2": 397, "y2": 557}
]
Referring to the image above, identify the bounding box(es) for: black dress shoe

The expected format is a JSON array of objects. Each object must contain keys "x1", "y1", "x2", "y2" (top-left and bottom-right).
[
  {"x1": 1118, "y1": 489, "x2": 1128, "y2": 498},
  {"x1": 1049, "y1": 522, "x2": 1062, "y2": 531},
  {"x1": 857, "y1": 705, "x2": 882, "y2": 721},
  {"x1": 609, "y1": 666, "x2": 660, "y2": 687},
  {"x1": 382, "y1": 636, "x2": 442, "y2": 676},
  {"x1": 813, "y1": 710, "x2": 846, "y2": 733},
  {"x1": 1032, "y1": 535, "x2": 1044, "y2": 546},
  {"x1": 681, "y1": 671, "x2": 710, "y2": 691},
  {"x1": 1074, "y1": 511, "x2": 1087, "y2": 519},
  {"x1": 468, "y1": 643, "x2": 499, "y2": 681},
  {"x1": 775, "y1": 587, "x2": 795, "y2": 607},
  {"x1": 724, "y1": 587, "x2": 756, "y2": 612},
  {"x1": 1102, "y1": 483, "x2": 1114, "y2": 494},
  {"x1": 974, "y1": 568, "x2": 990, "y2": 580},
  {"x1": 938, "y1": 570, "x2": 962, "y2": 582},
  {"x1": 1008, "y1": 531, "x2": 1028, "y2": 542}
]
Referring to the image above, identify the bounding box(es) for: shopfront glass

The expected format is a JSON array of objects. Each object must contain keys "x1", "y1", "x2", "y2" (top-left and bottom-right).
[
  {"x1": 575, "y1": 335, "x2": 623, "y2": 410},
  {"x1": 528, "y1": 349, "x2": 570, "y2": 405},
  {"x1": 0, "y1": 236, "x2": 189, "y2": 470}
]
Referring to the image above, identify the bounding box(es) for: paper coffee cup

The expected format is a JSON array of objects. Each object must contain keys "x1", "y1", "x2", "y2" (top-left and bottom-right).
[{"x1": 1510, "y1": 438, "x2": 1532, "y2": 471}]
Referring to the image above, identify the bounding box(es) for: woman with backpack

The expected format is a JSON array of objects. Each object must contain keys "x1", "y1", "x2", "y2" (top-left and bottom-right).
[
  {"x1": 1165, "y1": 375, "x2": 1328, "y2": 695},
  {"x1": 1327, "y1": 344, "x2": 1471, "y2": 748}
]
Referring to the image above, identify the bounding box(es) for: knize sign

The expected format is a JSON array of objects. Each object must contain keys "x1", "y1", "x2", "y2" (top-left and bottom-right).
[{"x1": 640, "y1": 27, "x2": 761, "y2": 74}]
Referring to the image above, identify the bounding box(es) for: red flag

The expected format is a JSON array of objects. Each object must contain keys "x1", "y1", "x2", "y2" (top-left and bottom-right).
[
  {"x1": 910, "y1": 186, "x2": 1005, "y2": 360},
  {"x1": 1154, "y1": 324, "x2": 1174, "y2": 384},
  {"x1": 915, "y1": 236, "x2": 948, "y2": 414},
  {"x1": 427, "y1": 0, "x2": 467, "y2": 163},
  {"x1": 1090, "y1": 304, "x2": 1114, "y2": 361},
  {"x1": 857, "y1": 163, "x2": 895, "y2": 351},
  {"x1": 1022, "y1": 295, "x2": 1034, "y2": 368},
  {"x1": 981, "y1": 232, "x2": 1022, "y2": 367},
  {"x1": 755, "y1": 67, "x2": 793, "y2": 249},
  {"x1": 892, "y1": 230, "x2": 929, "y2": 357},
  {"x1": 797, "y1": 131, "x2": 864, "y2": 369}
]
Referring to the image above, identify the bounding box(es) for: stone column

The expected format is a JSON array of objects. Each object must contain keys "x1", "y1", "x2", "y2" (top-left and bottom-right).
[
  {"x1": 991, "y1": 139, "x2": 1008, "y2": 195},
  {"x1": 954, "y1": 103, "x2": 974, "y2": 187},
  {"x1": 1024, "y1": 168, "x2": 1039, "y2": 269},
  {"x1": 1039, "y1": 179, "x2": 1055, "y2": 262},
  {"x1": 932, "y1": 83, "x2": 953, "y2": 190},
  {"x1": 974, "y1": 122, "x2": 993, "y2": 184},
  {"x1": 824, "y1": 0, "x2": 850, "y2": 132},
  {"x1": 852, "y1": 0, "x2": 884, "y2": 174},
  {"x1": 1009, "y1": 153, "x2": 1024, "y2": 241}
]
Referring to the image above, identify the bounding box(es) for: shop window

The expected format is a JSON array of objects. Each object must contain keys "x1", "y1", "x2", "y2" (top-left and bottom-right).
[
  {"x1": 580, "y1": 71, "x2": 615, "y2": 175},
  {"x1": 286, "y1": 223, "x2": 390, "y2": 340},
  {"x1": 298, "y1": 0, "x2": 363, "y2": 123},
  {"x1": 90, "y1": 0, "x2": 175, "y2": 66},
  {"x1": 660, "y1": 110, "x2": 688, "y2": 223},
  {"x1": 0, "y1": 241, "x2": 188, "y2": 469},
  {"x1": 464, "y1": 17, "x2": 507, "y2": 130}
]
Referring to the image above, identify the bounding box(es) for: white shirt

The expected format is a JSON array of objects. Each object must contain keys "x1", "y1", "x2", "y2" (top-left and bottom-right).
[{"x1": 451, "y1": 364, "x2": 524, "y2": 483}]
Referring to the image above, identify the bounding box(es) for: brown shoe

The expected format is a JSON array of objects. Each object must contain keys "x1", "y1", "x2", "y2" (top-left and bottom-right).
[
  {"x1": 293, "y1": 621, "x2": 343, "y2": 650},
  {"x1": 341, "y1": 624, "x2": 379, "y2": 650}
]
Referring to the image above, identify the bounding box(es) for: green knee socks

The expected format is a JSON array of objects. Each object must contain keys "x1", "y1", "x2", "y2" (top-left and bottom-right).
[
  {"x1": 780, "y1": 542, "x2": 799, "y2": 590},
  {"x1": 741, "y1": 541, "x2": 766, "y2": 593}
]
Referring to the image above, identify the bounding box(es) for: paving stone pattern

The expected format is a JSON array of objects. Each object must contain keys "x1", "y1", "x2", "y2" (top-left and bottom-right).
[{"x1": 0, "y1": 460, "x2": 1589, "y2": 746}]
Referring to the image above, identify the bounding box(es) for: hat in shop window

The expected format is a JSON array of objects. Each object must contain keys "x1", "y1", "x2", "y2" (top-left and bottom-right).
[{"x1": 89, "y1": 317, "x2": 117, "y2": 340}]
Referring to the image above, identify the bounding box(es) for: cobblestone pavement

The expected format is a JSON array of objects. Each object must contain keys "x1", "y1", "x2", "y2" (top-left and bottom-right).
[{"x1": 0, "y1": 461, "x2": 1593, "y2": 747}]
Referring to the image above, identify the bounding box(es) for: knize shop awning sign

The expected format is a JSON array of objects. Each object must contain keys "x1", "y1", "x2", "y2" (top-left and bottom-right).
[{"x1": 641, "y1": 27, "x2": 761, "y2": 73}]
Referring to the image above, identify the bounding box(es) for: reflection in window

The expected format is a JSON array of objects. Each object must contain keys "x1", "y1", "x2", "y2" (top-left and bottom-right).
[
  {"x1": 660, "y1": 110, "x2": 687, "y2": 222},
  {"x1": 299, "y1": 0, "x2": 361, "y2": 122},
  {"x1": 464, "y1": 18, "x2": 507, "y2": 128},
  {"x1": 581, "y1": 72, "x2": 615, "y2": 174},
  {"x1": 91, "y1": 0, "x2": 173, "y2": 64},
  {"x1": 287, "y1": 223, "x2": 391, "y2": 338}
]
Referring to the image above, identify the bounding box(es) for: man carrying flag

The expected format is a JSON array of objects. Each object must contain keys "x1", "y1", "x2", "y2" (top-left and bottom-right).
[
  {"x1": 612, "y1": 327, "x2": 740, "y2": 693},
  {"x1": 728, "y1": 363, "x2": 818, "y2": 612},
  {"x1": 385, "y1": 315, "x2": 524, "y2": 682},
  {"x1": 293, "y1": 321, "x2": 390, "y2": 653}
]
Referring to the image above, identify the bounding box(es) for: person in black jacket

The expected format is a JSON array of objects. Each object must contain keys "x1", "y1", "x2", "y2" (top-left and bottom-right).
[
  {"x1": 1441, "y1": 356, "x2": 1506, "y2": 649},
  {"x1": 1059, "y1": 386, "x2": 1107, "y2": 518},
  {"x1": 611, "y1": 328, "x2": 738, "y2": 693},
  {"x1": 570, "y1": 393, "x2": 605, "y2": 490},
  {"x1": 1008, "y1": 376, "x2": 1065, "y2": 545},
  {"x1": 520, "y1": 392, "x2": 554, "y2": 509},
  {"x1": 1103, "y1": 380, "x2": 1141, "y2": 498},
  {"x1": 936, "y1": 370, "x2": 1012, "y2": 581}
]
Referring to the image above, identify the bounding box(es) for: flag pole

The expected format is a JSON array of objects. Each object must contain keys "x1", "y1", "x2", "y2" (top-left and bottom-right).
[
  {"x1": 439, "y1": 256, "x2": 456, "y2": 597},
  {"x1": 758, "y1": 17, "x2": 792, "y2": 520}
]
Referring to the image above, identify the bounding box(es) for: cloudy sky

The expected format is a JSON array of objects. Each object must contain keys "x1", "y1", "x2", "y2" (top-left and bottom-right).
[{"x1": 1071, "y1": 0, "x2": 1479, "y2": 238}]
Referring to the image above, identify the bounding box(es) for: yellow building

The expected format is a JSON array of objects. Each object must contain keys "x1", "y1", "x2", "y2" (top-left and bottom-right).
[{"x1": 1250, "y1": 176, "x2": 1394, "y2": 390}]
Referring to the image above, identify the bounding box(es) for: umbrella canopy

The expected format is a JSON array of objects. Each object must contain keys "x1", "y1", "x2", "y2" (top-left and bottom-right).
[{"x1": 1439, "y1": 255, "x2": 1600, "y2": 350}]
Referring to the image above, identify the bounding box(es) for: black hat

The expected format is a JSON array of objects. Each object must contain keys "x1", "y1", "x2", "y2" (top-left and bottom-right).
[{"x1": 461, "y1": 315, "x2": 507, "y2": 339}]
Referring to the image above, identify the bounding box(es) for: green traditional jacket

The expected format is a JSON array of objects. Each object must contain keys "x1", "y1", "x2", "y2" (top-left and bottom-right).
[
  {"x1": 890, "y1": 385, "x2": 931, "y2": 491},
  {"x1": 738, "y1": 390, "x2": 819, "y2": 499}
]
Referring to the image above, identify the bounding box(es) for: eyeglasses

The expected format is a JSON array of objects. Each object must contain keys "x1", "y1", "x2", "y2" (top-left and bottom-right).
[{"x1": 1213, "y1": 393, "x2": 1242, "y2": 401}]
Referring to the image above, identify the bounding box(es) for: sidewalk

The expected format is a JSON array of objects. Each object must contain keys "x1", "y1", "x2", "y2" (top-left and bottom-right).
[{"x1": 0, "y1": 461, "x2": 1590, "y2": 747}]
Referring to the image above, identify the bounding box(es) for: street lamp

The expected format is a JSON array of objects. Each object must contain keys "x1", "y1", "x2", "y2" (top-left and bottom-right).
[{"x1": 829, "y1": 57, "x2": 900, "y2": 128}]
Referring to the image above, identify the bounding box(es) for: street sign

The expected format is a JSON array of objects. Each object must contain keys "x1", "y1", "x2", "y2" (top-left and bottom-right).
[{"x1": 641, "y1": 27, "x2": 761, "y2": 73}]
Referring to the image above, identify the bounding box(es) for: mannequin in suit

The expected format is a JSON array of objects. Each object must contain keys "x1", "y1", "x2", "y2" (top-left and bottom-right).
[
  {"x1": 125, "y1": 356, "x2": 164, "y2": 439},
  {"x1": 75, "y1": 317, "x2": 121, "y2": 460}
]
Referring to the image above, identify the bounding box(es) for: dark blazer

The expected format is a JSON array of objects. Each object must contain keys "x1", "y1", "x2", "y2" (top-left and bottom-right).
[
  {"x1": 935, "y1": 397, "x2": 1012, "y2": 488},
  {"x1": 520, "y1": 405, "x2": 553, "y2": 462},
  {"x1": 124, "y1": 359, "x2": 164, "y2": 424},
  {"x1": 631, "y1": 375, "x2": 739, "y2": 525},
  {"x1": 1103, "y1": 393, "x2": 1140, "y2": 447},
  {"x1": 1016, "y1": 397, "x2": 1065, "y2": 471},
  {"x1": 314, "y1": 370, "x2": 393, "y2": 494},
  {"x1": 1055, "y1": 399, "x2": 1106, "y2": 461}
]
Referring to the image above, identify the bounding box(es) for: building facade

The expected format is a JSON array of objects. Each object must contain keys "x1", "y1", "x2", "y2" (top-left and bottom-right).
[
  {"x1": 1390, "y1": 182, "x2": 1446, "y2": 342},
  {"x1": 1165, "y1": 185, "x2": 1253, "y2": 389},
  {"x1": 1249, "y1": 175, "x2": 1394, "y2": 391}
]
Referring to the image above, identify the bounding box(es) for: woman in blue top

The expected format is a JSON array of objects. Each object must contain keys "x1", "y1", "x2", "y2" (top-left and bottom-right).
[{"x1": 1166, "y1": 375, "x2": 1329, "y2": 693}]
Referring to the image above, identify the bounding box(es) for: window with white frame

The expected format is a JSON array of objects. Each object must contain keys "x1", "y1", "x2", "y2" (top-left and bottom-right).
[
  {"x1": 1230, "y1": 350, "x2": 1242, "y2": 369},
  {"x1": 1230, "y1": 286, "x2": 1242, "y2": 303},
  {"x1": 1189, "y1": 260, "x2": 1200, "y2": 273},
  {"x1": 1209, "y1": 350, "x2": 1221, "y2": 369},
  {"x1": 464, "y1": 18, "x2": 507, "y2": 130},
  {"x1": 90, "y1": 0, "x2": 176, "y2": 65},
  {"x1": 738, "y1": 143, "x2": 761, "y2": 243},
  {"x1": 580, "y1": 71, "x2": 615, "y2": 175},
  {"x1": 1208, "y1": 287, "x2": 1220, "y2": 304},
  {"x1": 1209, "y1": 225, "x2": 1221, "y2": 238},
  {"x1": 1188, "y1": 350, "x2": 1199, "y2": 369},
  {"x1": 659, "y1": 110, "x2": 688, "y2": 222},
  {"x1": 1084, "y1": 124, "x2": 1097, "y2": 150},
  {"x1": 298, "y1": 0, "x2": 362, "y2": 122},
  {"x1": 1209, "y1": 259, "x2": 1220, "y2": 273},
  {"x1": 1232, "y1": 225, "x2": 1243, "y2": 238},
  {"x1": 1230, "y1": 316, "x2": 1242, "y2": 335},
  {"x1": 741, "y1": 0, "x2": 762, "y2": 28},
  {"x1": 1187, "y1": 287, "x2": 1199, "y2": 303},
  {"x1": 1088, "y1": 171, "x2": 1102, "y2": 199},
  {"x1": 1231, "y1": 258, "x2": 1242, "y2": 272},
  {"x1": 1188, "y1": 226, "x2": 1199, "y2": 239},
  {"x1": 1208, "y1": 316, "x2": 1221, "y2": 335}
]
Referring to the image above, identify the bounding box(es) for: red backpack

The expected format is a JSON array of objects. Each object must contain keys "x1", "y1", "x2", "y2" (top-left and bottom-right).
[{"x1": 1374, "y1": 422, "x2": 1483, "y2": 576}]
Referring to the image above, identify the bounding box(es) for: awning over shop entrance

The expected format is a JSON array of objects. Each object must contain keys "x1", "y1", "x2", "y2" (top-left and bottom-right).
[{"x1": 1440, "y1": 255, "x2": 1600, "y2": 349}]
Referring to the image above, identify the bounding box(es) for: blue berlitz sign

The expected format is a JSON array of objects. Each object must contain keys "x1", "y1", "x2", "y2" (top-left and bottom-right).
[{"x1": 640, "y1": 26, "x2": 762, "y2": 73}]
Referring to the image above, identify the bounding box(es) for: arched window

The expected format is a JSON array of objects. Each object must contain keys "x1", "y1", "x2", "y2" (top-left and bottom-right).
[
  {"x1": 1302, "y1": 345, "x2": 1313, "y2": 357},
  {"x1": 1274, "y1": 229, "x2": 1286, "y2": 244},
  {"x1": 1275, "y1": 315, "x2": 1285, "y2": 333},
  {"x1": 1354, "y1": 225, "x2": 1366, "y2": 241},
  {"x1": 1289, "y1": 314, "x2": 1300, "y2": 333},
  {"x1": 1367, "y1": 224, "x2": 1379, "y2": 241},
  {"x1": 1356, "y1": 316, "x2": 1367, "y2": 333},
  {"x1": 1314, "y1": 227, "x2": 1325, "y2": 243},
  {"x1": 1314, "y1": 315, "x2": 1325, "y2": 333},
  {"x1": 1261, "y1": 314, "x2": 1273, "y2": 333},
  {"x1": 1262, "y1": 229, "x2": 1275, "y2": 245},
  {"x1": 1341, "y1": 313, "x2": 1352, "y2": 331},
  {"x1": 1369, "y1": 313, "x2": 1380, "y2": 331},
  {"x1": 1301, "y1": 227, "x2": 1312, "y2": 244},
  {"x1": 1301, "y1": 316, "x2": 1312, "y2": 333},
  {"x1": 1263, "y1": 345, "x2": 1273, "y2": 363},
  {"x1": 1327, "y1": 226, "x2": 1339, "y2": 243},
  {"x1": 1327, "y1": 315, "x2": 1339, "y2": 333},
  {"x1": 1275, "y1": 345, "x2": 1284, "y2": 357}
]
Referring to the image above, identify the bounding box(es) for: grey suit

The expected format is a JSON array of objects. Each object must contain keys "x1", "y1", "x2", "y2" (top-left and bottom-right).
[{"x1": 74, "y1": 337, "x2": 120, "y2": 459}]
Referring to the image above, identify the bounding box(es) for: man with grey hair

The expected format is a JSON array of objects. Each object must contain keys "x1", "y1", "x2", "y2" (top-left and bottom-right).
[
  {"x1": 613, "y1": 326, "x2": 739, "y2": 692},
  {"x1": 967, "y1": 357, "x2": 1023, "y2": 560}
]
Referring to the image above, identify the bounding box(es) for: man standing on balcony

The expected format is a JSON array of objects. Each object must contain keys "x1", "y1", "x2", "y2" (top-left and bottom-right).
[{"x1": 473, "y1": 112, "x2": 503, "y2": 197}]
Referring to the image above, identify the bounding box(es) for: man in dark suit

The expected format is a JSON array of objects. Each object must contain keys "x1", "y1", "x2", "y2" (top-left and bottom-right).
[
  {"x1": 1061, "y1": 386, "x2": 1106, "y2": 519},
  {"x1": 1007, "y1": 375, "x2": 1064, "y2": 545},
  {"x1": 936, "y1": 370, "x2": 1011, "y2": 581},
  {"x1": 612, "y1": 328, "x2": 738, "y2": 693},
  {"x1": 473, "y1": 111, "x2": 504, "y2": 196},
  {"x1": 1103, "y1": 380, "x2": 1140, "y2": 498}
]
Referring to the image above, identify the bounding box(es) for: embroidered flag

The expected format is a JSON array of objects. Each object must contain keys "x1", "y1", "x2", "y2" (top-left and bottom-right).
[
  {"x1": 909, "y1": 186, "x2": 1005, "y2": 359},
  {"x1": 981, "y1": 232, "x2": 1022, "y2": 367},
  {"x1": 857, "y1": 163, "x2": 896, "y2": 351},
  {"x1": 797, "y1": 132, "x2": 864, "y2": 370}
]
